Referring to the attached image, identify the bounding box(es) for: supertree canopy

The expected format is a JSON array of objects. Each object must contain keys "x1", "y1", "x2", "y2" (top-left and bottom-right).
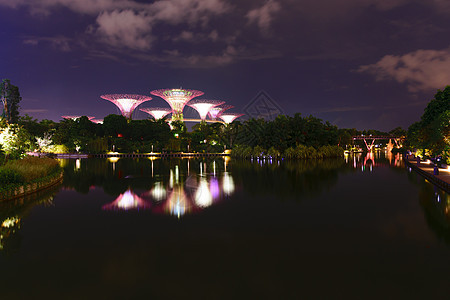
[
  {"x1": 140, "y1": 107, "x2": 172, "y2": 120},
  {"x1": 62, "y1": 115, "x2": 95, "y2": 121},
  {"x1": 91, "y1": 119, "x2": 103, "y2": 124},
  {"x1": 219, "y1": 113, "x2": 244, "y2": 124},
  {"x1": 100, "y1": 94, "x2": 152, "y2": 120},
  {"x1": 150, "y1": 89, "x2": 203, "y2": 121},
  {"x1": 208, "y1": 104, "x2": 234, "y2": 120},
  {"x1": 187, "y1": 99, "x2": 224, "y2": 120}
]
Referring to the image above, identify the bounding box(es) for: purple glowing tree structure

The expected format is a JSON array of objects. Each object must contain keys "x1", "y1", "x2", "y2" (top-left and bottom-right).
[
  {"x1": 150, "y1": 89, "x2": 203, "y2": 121},
  {"x1": 187, "y1": 99, "x2": 225, "y2": 120},
  {"x1": 140, "y1": 107, "x2": 172, "y2": 120},
  {"x1": 100, "y1": 94, "x2": 152, "y2": 120},
  {"x1": 208, "y1": 104, "x2": 234, "y2": 120},
  {"x1": 62, "y1": 115, "x2": 95, "y2": 121},
  {"x1": 219, "y1": 113, "x2": 244, "y2": 124}
]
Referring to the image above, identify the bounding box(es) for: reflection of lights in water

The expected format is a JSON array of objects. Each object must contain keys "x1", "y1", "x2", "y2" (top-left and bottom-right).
[
  {"x1": 200, "y1": 162, "x2": 203, "y2": 176},
  {"x1": 195, "y1": 178, "x2": 212, "y2": 207},
  {"x1": 108, "y1": 157, "x2": 119, "y2": 171},
  {"x1": 175, "y1": 165, "x2": 179, "y2": 184},
  {"x1": 108, "y1": 157, "x2": 120, "y2": 163},
  {"x1": 102, "y1": 189, "x2": 150, "y2": 211},
  {"x1": 75, "y1": 159, "x2": 81, "y2": 170},
  {"x1": 210, "y1": 177, "x2": 220, "y2": 200},
  {"x1": 151, "y1": 182, "x2": 166, "y2": 201},
  {"x1": 1, "y1": 217, "x2": 20, "y2": 228},
  {"x1": 224, "y1": 156, "x2": 230, "y2": 171},
  {"x1": 169, "y1": 169, "x2": 174, "y2": 188},
  {"x1": 223, "y1": 172, "x2": 235, "y2": 195},
  {"x1": 213, "y1": 161, "x2": 216, "y2": 176},
  {"x1": 167, "y1": 188, "x2": 188, "y2": 218}
]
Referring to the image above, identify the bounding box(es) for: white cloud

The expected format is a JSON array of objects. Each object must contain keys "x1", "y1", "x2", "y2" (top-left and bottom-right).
[
  {"x1": 247, "y1": 0, "x2": 281, "y2": 34},
  {"x1": 95, "y1": 9, "x2": 153, "y2": 50},
  {"x1": 357, "y1": 48, "x2": 450, "y2": 92}
]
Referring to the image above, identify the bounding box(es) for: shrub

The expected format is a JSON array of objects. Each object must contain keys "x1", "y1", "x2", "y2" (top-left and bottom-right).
[
  {"x1": 3, "y1": 156, "x2": 60, "y2": 182},
  {"x1": 0, "y1": 168, "x2": 24, "y2": 185}
]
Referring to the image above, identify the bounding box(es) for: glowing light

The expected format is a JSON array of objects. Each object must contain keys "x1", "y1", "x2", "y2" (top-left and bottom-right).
[
  {"x1": 151, "y1": 182, "x2": 166, "y2": 201},
  {"x1": 166, "y1": 188, "x2": 189, "y2": 218},
  {"x1": 187, "y1": 99, "x2": 224, "y2": 120},
  {"x1": 140, "y1": 107, "x2": 172, "y2": 120},
  {"x1": 61, "y1": 115, "x2": 95, "y2": 121},
  {"x1": 102, "y1": 189, "x2": 150, "y2": 210},
  {"x1": 100, "y1": 94, "x2": 152, "y2": 119},
  {"x1": 219, "y1": 113, "x2": 244, "y2": 124},
  {"x1": 1, "y1": 217, "x2": 19, "y2": 228},
  {"x1": 150, "y1": 88, "x2": 203, "y2": 120},
  {"x1": 223, "y1": 172, "x2": 235, "y2": 195},
  {"x1": 208, "y1": 104, "x2": 234, "y2": 120},
  {"x1": 91, "y1": 119, "x2": 103, "y2": 124},
  {"x1": 195, "y1": 178, "x2": 212, "y2": 207},
  {"x1": 75, "y1": 159, "x2": 81, "y2": 170},
  {"x1": 107, "y1": 157, "x2": 120, "y2": 163},
  {"x1": 210, "y1": 177, "x2": 220, "y2": 200}
]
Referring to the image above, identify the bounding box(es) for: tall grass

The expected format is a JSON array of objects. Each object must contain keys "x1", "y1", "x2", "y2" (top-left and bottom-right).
[{"x1": 0, "y1": 157, "x2": 60, "y2": 185}]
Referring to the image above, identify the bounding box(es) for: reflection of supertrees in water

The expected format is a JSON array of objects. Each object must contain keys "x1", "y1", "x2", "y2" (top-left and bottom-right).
[
  {"x1": 219, "y1": 113, "x2": 244, "y2": 124},
  {"x1": 102, "y1": 165, "x2": 236, "y2": 218},
  {"x1": 100, "y1": 94, "x2": 152, "y2": 120},
  {"x1": 140, "y1": 107, "x2": 172, "y2": 120},
  {"x1": 102, "y1": 189, "x2": 152, "y2": 211},
  {"x1": 208, "y1": 104, "x2": 234, "y2": 120},
  {"x1": 150, "y1": 89, "x2": 204, "y2": 121},
  {"x1": 187, "y1": 99, "x2": 225, "y2": 120},
  {"x1": 349, "y1": 152, "x2": 403, "y2": 170}
]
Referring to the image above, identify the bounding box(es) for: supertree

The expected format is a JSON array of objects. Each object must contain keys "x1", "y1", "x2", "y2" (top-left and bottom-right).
[
  {"x1": 150, "y1": 89, "x2": 203, "y2": 121},
  {"x1": 61, "y1": 115, "x2": 95, "y2": 121},
  {"x1": 208, "y1": 104, "x2": 234, "y2": 120},
  {"x1": 187, "y1": 99, "x2": 224, "y2": 120},
  {"x1": 100, "y1": 94, "x2": 152, "y2": 120},
  {"x1": 140, "y1": 107, "x2": 172, "y2": 120},
  {"x1": 219, "y1": 113, "x2": 244, "y2": 124}
]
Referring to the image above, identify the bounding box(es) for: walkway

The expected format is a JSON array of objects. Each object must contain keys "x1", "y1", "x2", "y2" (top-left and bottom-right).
[{"x1": 405, "y1": 156, "x2": 450, "y2": 193}]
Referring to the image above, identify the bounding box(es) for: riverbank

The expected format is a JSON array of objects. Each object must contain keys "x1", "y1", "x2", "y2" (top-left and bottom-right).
[
  {"x1": 0, "y1": 157, "x2": 63, "y2": 201},
  {"x1": 405, "y1": 156, "x2": 450, "y2": 193},
  {"x1": 28, "y1": 152, "x2": 231, "y2": 159},
  {"x1": 0, "y1": 171, "x2": 63, "y2": 201}
]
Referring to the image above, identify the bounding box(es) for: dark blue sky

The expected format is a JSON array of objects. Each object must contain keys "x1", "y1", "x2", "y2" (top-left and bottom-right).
[{"x1": 1, "y1": 0, "x2": 449, "y2": 131}]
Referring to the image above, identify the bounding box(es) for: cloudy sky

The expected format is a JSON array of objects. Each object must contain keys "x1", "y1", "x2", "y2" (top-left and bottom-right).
[{"x1": 1, "y1": 0, "x2": 449, "y2": 131}]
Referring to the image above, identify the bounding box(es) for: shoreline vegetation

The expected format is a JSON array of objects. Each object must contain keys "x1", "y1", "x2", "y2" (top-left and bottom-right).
[{"x1": 0, "y1": 157, "x2": 62, "y2": 200}]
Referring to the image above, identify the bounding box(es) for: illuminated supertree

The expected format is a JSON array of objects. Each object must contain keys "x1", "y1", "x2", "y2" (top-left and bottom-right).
[
  {"x1": 61, "y1": 115, "x2": 95, "y2": 121},
  {"x1": 100, "y1": 94, "x2": 152, "y2": 120},
  {"x1": 208, "y1": 104, "x2": 234, "y2": 120},
  {"x1": 219, "y1": 113, "x2": 244, "y2": 124},
  {"x1": 150, "y1": 89, "x2": 203, "y2": 121},
  {"x1": 91, "y1": 119, "x2": 103, "y2": 124},
  {"x1": 140, "y1": 107, "x2": 172, "y2": 120},
  {"x1": 187, "y1": 99, "x2": 224, "y2": 120}
]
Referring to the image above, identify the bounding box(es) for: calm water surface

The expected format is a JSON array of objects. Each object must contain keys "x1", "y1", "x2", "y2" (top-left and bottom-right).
[{"x1": 1, "y1": 152, "x2": 449, "y2": 299}]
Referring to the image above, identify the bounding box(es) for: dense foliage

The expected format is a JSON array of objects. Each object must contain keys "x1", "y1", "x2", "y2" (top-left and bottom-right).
[
  {"x1": 0, "y1": 157, "x2": 60, "y2": 187},
  {"x1": 407, "y1": 86, "x2": 450, "y2": 162},
  {"x1": 0, "y1": 79, "x2": 22, "y2": 123}
]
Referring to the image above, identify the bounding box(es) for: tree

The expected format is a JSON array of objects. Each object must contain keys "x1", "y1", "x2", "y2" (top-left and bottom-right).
[{"x1": 1, "y1": 79, "x2": 22, "y2": 123}]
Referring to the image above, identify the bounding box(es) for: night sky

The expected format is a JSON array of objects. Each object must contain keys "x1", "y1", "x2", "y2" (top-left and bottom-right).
[{"x1": 0, "y1": 0, "x2": 449, "y2": 131}]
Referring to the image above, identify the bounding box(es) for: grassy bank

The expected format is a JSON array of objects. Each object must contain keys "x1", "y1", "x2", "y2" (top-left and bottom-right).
[{"x1": 0, "y1": 157, "x2": 61, "y2": 193}]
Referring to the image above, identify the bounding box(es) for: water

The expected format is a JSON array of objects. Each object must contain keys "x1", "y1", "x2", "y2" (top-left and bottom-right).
[{"x1": 0, "y1": 152, "x2": 449, "y2": 299}]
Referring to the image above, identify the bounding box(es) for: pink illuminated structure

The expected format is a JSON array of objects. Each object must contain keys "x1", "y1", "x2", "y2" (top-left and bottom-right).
[
  {"x1": 100, "y1": 94, "x2": 152, "y2": 120},
  {"x1": 91, "y1": 119, "x2": 103, "y2": 124},
  {"x1": 208, "y1": 104, "x2": 233, "y2": 120},
  {"x1": 219, "y1": 113, "x2": 244, "y2": 124},
  {"x1": 102, "y1": 189, "x2": 151, "y2": 211},
  {"x1": 140, "y1": 107, "x2": 172, "y2": 120},
  {"x1": 150, "y1": 89, "x2": 203, "y2": 121},
  {"x1": 187, "y1": 99, "x2": 224, "y2": 120},
  {"x1": 62, "y1": 115, "x2": 95, "y2": 121}
]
